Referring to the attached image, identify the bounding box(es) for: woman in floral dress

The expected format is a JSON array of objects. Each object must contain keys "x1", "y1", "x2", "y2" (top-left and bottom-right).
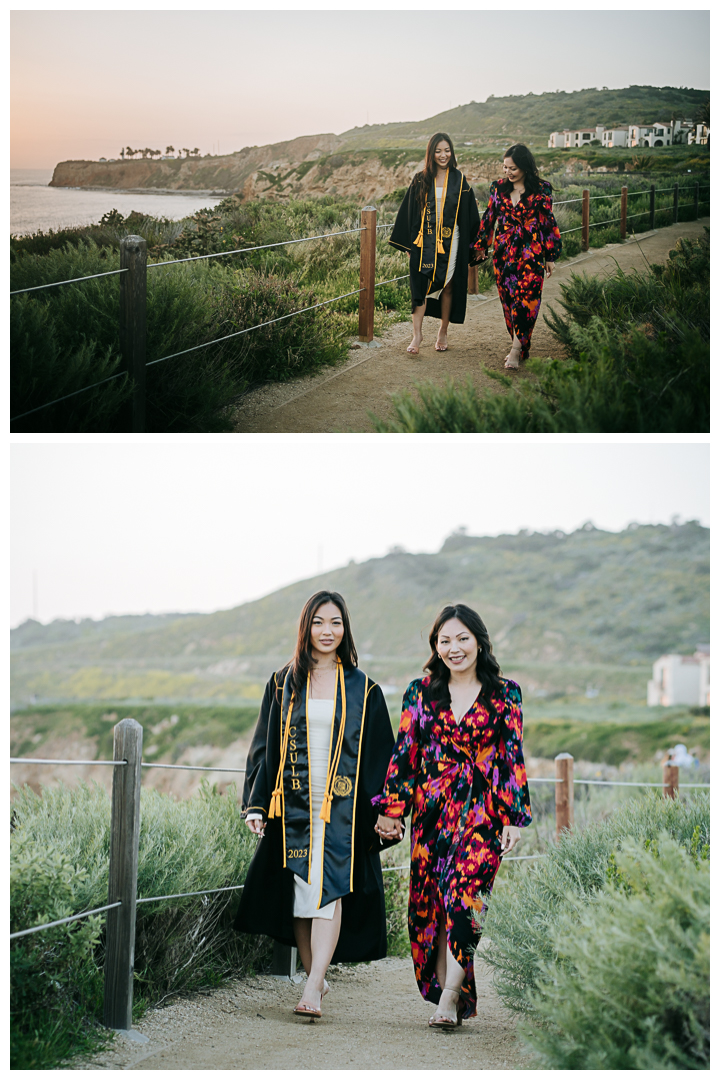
[
  {"x1": 472, "y1": 143, "x2": 562, "y2": 369},
  {"x1": 373, "y1": 603, "x2": 531, "y2": 1028}
]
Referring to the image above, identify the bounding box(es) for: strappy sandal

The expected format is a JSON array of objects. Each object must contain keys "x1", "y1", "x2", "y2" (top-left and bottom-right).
[
  {"x1": 293, "y1": 979, "x2": 329, "y2": 1018},
  {"x1": 293, "y1": 1002, "x2": 322, "y2": 1018},
  {"x1": 428, "y1": 984, "x2": 464, "y2": 1029}
]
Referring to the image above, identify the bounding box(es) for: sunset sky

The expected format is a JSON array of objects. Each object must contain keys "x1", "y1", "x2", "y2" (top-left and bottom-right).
[{"x1": 10, "y1": 6, "x2": 710, "y2": 169}]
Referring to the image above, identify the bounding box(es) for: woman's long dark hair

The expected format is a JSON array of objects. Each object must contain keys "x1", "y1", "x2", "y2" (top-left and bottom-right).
[
  {"x1": 424, "y1": 603, "x2": 504, "y2": 714},
  {"x1": 413, "y1": 132, "x2": 458, "y2": 208},
  {"x1": 501, "y1": 142, "x2": 546, "y2": 196},
  {"x1": 287, "y1": 590, "x2": 358, "y2": 699}
]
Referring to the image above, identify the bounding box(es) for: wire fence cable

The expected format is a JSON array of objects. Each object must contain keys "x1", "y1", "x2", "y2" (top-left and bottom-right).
[
  {"x1": 146, "y1": 226, "x2": 367, "y2": 270},
  {"x1": 10, "y1": 902, "x2": 122, "y2": 941},
  {"x1": 10, "y1": 267, "x2": 128, "y2": 297}
]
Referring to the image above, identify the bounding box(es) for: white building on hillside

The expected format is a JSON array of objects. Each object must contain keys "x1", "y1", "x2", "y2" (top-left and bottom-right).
[
  {"x1": 602, "y1": 126, "x2": 629, "y2": 148},
  {"x1": 548, "y1": 125, "x2": 604, "y2": 149},
  {"x1": 647, "y1": 646, "x2": 710, "y2": 706},
  {"x1": 688, "y1": 122, "x2": 709, "y2": 145},
  {"x1": 629, "y1": 125, "x2": 654, "y2": 147}
]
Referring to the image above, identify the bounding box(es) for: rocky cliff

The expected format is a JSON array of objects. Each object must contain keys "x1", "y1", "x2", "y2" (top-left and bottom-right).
[{"x1": 50, "y1": 135, "x2": 519, "y2": 203}]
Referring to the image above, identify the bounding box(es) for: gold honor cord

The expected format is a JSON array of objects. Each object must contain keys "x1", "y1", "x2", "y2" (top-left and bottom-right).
[
  {"x1": 413, "y1": 203, "x2": 426, "y2": 250},
  {"x1": 436, "y1": 169, "x2": 450, "y2": 254},
  {"x1": 268, "y1": 680, "x2": 294, "y2": 819},
  {"x1": 319, "y1": 660, "x2": 347, "y2": 824}
]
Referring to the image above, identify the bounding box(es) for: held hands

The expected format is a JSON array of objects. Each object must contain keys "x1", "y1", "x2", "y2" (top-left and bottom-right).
[
  {"x1": 375, "y1": 813, "x2": 404, "y2": 841},
  {"x1": 500, "y1": 825, "x2": 522, "y2": 856},
  {"x1": 545, "y1": 261, "x2": 555, "y2": 278}
]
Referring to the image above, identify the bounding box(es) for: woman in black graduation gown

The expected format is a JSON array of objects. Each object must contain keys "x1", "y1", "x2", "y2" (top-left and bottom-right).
[
  {"x1": 389, "y1": 132, "x2": 480, "y2": 355},
  {"x1": 235, "y1": 590, "x2": 399, "y2": 1018}
]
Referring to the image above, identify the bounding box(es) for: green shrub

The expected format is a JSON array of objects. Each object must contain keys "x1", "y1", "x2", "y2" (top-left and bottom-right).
[
  {"x1": 522, "y1": 833, "x2": 709, "y2": 1069},
  {"x1": 10, "y1": 243, "x2": 347, "y2": 432},
  {"x1": 10, "y1": 778, "x2": 410, "y2": 1067},
  {"x1": 482, "y1": 792, "x2": 708, "y2": 1020},
  {"x1": 10, "y1": 781, "x2": 270, "y2": 1068},
  {"x1": 11, "y1": 846, "x2": 109, "y2": 1069},
  {"x1": 374, "y1": 231, "x2": 709, "y2": 433}
]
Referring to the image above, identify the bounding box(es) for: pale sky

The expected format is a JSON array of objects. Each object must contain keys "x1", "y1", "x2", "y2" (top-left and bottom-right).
[
  {"x1": 10, "y1": 6, "x2": 710, "y2": 168},
  {"x1": 10, "y1": 442, "x2": 710, "y2": 627}
]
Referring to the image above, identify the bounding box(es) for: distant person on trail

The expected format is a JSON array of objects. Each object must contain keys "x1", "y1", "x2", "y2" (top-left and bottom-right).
[
  {"x1": 389, "y1": 132, "x2": 480, "y2": 355},
  {"x1": 373, "y1": 603, "x2": 532, "y2": 1030},
  {"x1": 472, "y1": 143, "x2": 562, "y2": 369},
  {"x1": 234, "y1": 590, "x2": 400, "y2": 1020}
]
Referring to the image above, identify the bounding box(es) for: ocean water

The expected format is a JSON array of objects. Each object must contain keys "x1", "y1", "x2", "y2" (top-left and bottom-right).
[{"x1": 11, "y1": 169, "x2": 225, "y2": 236}]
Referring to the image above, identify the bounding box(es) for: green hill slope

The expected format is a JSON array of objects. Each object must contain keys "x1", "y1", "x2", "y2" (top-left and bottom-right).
[
  {"x1": 339, "y1": 85, "x2": 709, "y2": 148},
  {"x1": 11, "y1": 522, "x2": 708, "y2": 706}
]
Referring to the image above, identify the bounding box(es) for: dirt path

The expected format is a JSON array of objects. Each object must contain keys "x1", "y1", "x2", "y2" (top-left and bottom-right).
[
  {"x1": 231, "y1": 219, "x2": 708, "y2": 433},
  {"x1": 79, "y1": 955, "x2": 530, "y2": 1071}
]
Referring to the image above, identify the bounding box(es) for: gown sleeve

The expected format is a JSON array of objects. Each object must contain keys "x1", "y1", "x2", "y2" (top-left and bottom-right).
[
  {"x1": 358, "y1": 682, "x2": 404, "y2": 851},
  {"x1": 470, "y1": 180, "x2": 500, "y2": 263},
  {"x1": 242, "y1": 672, "x2": 282, "y2": 819},
  {"x1": 388, "y1": 183, "x2": 419, "y2": 254},
  {"x1": 492, "y1": 681, "x2": 533, "y2": 828},
  {"x1": 538, "y1": 182, "x2": 563, "y2": 262},
  {"x1": 467, "y1": 184, "x2": 480, "y2": 250},
  {"x1": 371, "y1": 679, "x2": 422, "y2": 820}
]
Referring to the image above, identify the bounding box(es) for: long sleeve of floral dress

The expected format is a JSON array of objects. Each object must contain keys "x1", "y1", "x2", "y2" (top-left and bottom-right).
[
  {"x1": 471, "y1": 179, "x2": 562, "y2": 359},
  {"x1": 492, "y1": 681, "x2": 532, "y2": 826},
  {"x1": 371, "y1": 683, "x2": 421, "y2": 820}
]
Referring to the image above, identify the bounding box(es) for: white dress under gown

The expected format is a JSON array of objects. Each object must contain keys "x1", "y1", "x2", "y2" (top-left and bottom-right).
[
  {"x1": 427, "y1": 181, "x2": 459, "y2": 300},
  {"x1": 292, "y1": 697, "x2": 337, "y2": 920}
]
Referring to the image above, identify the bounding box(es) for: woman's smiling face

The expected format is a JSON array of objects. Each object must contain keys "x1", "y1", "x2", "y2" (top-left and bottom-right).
[
  {"x1": 310, "y1": 601, "x2": 344, "y2": 658},
  {"x1": 503, "y1": 155, "x2": 525, "y2": 184},
  {"x1": 436, "y1": 617, "x2": 479, "y2": 675},
  {"x1": 434, "y1": 140, "x2": 452, "y2": 170}
]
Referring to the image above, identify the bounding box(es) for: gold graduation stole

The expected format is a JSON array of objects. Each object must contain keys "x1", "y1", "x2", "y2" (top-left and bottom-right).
[{"x1": 413, "y1": 169, "x2": 464, "y2": 290}]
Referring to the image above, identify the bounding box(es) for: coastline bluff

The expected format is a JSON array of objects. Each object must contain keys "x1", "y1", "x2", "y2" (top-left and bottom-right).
[{"x1": 49, "y1": 134, "x2": 505, "y2": 202}]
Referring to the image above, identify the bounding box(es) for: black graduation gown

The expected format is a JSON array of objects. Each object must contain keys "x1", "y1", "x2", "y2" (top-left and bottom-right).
[
  {"x1": 234, "y1": 663, "x2": 399, "y2": 962},
  {"x1": 389, "y1": 168, "x2": 480, "y2": 323}
]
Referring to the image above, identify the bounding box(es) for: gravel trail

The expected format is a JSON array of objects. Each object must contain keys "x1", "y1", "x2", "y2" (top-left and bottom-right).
[
  {"x1": 231, "y1": 219, "x2": 708, "y2": 433},
  {"x1": 79, "y1": 955, "x2": 531, "y2": 1071}
]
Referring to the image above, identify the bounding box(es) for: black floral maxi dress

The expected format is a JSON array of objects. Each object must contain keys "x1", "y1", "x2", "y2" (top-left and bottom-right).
[
  {"x1": 471, "y1": 179, "x2": 563, "y2": 360},
  {"x1": 372, "y1": 676, "x2": 532, "y2": 1019}
]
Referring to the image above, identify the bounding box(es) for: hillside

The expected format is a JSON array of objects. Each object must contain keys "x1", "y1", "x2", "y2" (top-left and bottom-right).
[
  {"x1": 11, "y1": 521, "x2": 708, "y2": 707},
  {"x1": 339, "y1": 85, "x2": 709, "y2": 148},
  {"x1": 48, "y1": 85, "x2": 708, "y2": 200}
]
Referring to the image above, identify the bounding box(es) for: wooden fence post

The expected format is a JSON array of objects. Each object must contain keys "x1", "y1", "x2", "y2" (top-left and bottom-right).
[
  {"x1": 358, "y1": 206, "x2": 376, "y2": 342},
  {"x1": 663, "y1": 762, "x2": 679, "y2": 799},
  {"x1": 694, "y1": 181, "x2": 699, "y2": 219},
  {"x1": 672, "y1": 182, "x2": 679, "y2": 224},
  {"x1": 649, "y1": 184, "x2": 656, "y2": 230},
  {"x1": 467, "y1": 265, "x2": 479, "y2": 295},
  {"x1": 270, "y1": 941, "x2": 298, "y2": 980},
  {"x1": 119, "y1": 235, "x2": 147, "y2": 433},
  {"x1": 620, "y1": 186, "x2": 627, "y2": 240},
  {"x1": 555, "y1": 752, "x2": 574, "y2": 837},
  {"x1": 581, "y1": 190, "x2": 590, "y2": 251},
  {"x1": 103, "y1": 719, "x2": 143, "y2": 1031}
]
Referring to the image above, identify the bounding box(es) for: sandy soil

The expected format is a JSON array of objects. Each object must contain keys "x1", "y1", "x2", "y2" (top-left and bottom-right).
[
  {"x1": 79, "y1": 954, "x2": 531, "y2": 1071},
  {"x1": 231, "y1": 219, "x2": 708, "y2": 433}
]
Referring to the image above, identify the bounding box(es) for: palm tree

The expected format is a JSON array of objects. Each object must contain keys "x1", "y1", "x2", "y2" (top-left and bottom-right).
[
  {"x1": 125, "y1": 146, "x2": 135, "y2": 159},
  {"x1": 165, "y1": 145, "x2": 175, "y2": 157},
  {"x1": 191, "y1": 147, "x2": 200, "y2": 157},
  {"x1": 695, "y1": 99, "x2": 710, "y2": 126}
]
